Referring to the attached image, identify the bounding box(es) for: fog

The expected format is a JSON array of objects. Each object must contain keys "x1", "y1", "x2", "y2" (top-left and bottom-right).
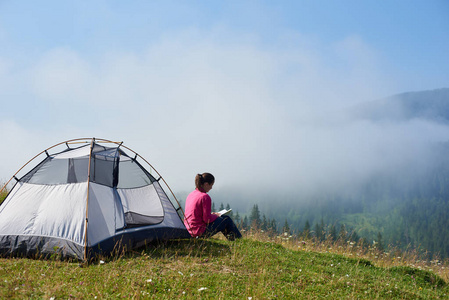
[{"x1": 1, "y1": 31, "x2": 448, "y2": 209}]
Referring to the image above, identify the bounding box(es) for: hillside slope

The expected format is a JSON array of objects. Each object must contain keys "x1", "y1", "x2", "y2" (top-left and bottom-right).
[
  {"x1": 353, "y1": 88, "x2": 449, "y2": 122},
  {"x1": 0, "y1": 238, "x2": 447, "y2": 299}
]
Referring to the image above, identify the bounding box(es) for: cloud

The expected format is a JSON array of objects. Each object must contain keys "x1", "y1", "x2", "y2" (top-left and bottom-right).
[
  {"x1": 0, "y1": 120, "x2": 49, "y2": 184},
  {"x1": 31, "y1": 48, "x2": 93, "y2": 103},
  {"x1": 2, "y1": 28, "x2": 448, "y2": 202}
]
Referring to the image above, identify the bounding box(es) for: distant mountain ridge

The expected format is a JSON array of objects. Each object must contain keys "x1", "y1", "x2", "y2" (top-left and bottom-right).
[{"x1": 354, "y1": 88, "x2": 449, "y2": 122}]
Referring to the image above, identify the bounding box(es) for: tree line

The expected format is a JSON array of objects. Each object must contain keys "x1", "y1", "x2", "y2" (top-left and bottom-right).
[
  {"x1": 213, "y1": 202, "x2": 383, "y2": 249},
  {"x1": 214, "y1": 146, "x2": 449, "y2": 258}
]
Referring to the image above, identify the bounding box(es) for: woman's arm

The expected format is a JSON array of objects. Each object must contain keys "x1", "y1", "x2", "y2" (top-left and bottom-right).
[{"x1": 202, "y1": 194, "x2": 218, "y2": 224}]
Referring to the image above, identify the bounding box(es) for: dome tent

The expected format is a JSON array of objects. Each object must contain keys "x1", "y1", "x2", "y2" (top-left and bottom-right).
[{"x1": 0, "y1": 138, "x2": 190, "y2": 260}]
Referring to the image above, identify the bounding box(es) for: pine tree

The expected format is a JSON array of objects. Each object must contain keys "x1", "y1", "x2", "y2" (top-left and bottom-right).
[
  {"x1": 320, "y1": 218, "x2": 325, "y2": 240},
  {"x1": 270, "y1": 218, "x2": 277, "y2": 233},
  {"x1": 249, "y1": 204, "x2": 261, "y2": 228},
  {"x1": 234, "y1": 211, "x2": 241, "y2": 224},
  {"x1": 242, "y1": 215, "x2": 249, "y2": 230},
  {"x1": 219, "y1": 203, "x2": 225, "y2": 211},
  {"x1": 303, "y1": 220, "x2": 311, "y2": 238},
  {"x1": 329, "y1": 224, "x2": 337, "y2": 241},
  {"x1": 314, "y1": 222, "x2": 322, "y2": 240},
  {"x1": 283, "y1": 219, "x2": 290, "y2": 235},
  {"x1": 376, "y1": 232, "x2": 384, "y2": 252},
  {"x1": 225, "y1": 203, "x2": 234, "y2": 218},
  {"x1": 211, "y1": 202, "x2": 216, "y2": 212},
  {"x1": 262, "y1": 214, "x2": 268, "y2": 231},
  {"x1": 339, "y1": 224, "x2": 347, "y2": 242},
  {"x1": 349, "y1": 228, "x2": 359, "y2": 243}
]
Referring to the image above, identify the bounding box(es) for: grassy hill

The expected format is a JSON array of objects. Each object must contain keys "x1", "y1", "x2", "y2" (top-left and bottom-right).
[{"x1": 0, "y1": 234, "x2": 447, "y2": 299}]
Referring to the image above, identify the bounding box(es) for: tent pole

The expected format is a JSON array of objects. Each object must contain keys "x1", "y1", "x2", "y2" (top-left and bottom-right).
[
  {"x1": 0, "y1": 138, "x2": 93, "y2": 194},
  {"x1": 83, "y1": 138, "x2": 95, "y2": 261},
  {"x1": 114, "y1": 142, "x2": 186, "y2": 219},
  {"x1": 121, "y1": 149, "x2": 186, "y2": 220},
  {"x1": 1, "y1": 136, "x2": 186, "y2": 221}
]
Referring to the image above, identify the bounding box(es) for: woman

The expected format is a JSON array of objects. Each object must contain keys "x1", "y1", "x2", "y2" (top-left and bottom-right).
[{"x1": 184, "y1": 173, "x2": 242, "y2": 240}]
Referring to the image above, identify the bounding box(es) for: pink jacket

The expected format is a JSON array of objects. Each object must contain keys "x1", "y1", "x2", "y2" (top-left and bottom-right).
[{"x1": 184, "y1": 188, "x2": 218, "y2": 237}]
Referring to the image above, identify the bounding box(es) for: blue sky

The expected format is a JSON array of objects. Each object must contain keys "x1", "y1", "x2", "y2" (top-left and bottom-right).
[
  {"x1": 1, "y1": 1, "x2": 448, "y2": 196},
  {"x1": 1, "y1": 1, "x2": 447, "y2": 85}
]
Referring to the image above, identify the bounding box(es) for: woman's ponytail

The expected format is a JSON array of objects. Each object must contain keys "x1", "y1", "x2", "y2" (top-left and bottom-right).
[{"x1": 195, "y1": 173, "x2": 215, "y2": 189}]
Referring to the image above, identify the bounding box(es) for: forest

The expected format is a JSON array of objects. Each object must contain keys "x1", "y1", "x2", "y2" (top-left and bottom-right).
[
  {"x1": 214, "y1": 89, "x2": 449, "y2": 259},
  {"x1": 216, "y1": 158, "x2": 449, "y2": 259},
  {"x1": 216, "y1": 141, "x2": 449, "y2": 259}
]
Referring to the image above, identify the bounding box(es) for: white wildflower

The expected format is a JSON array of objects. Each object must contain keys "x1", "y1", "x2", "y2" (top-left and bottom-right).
[
  {"x1": 99, "y1": 260, "x2": 105, "y2": 265},
  {"x1": 178, "y1": 271, "x2": 184, "y2": 276},
  {"x1": 198, "y1": 287, "x2": 207, "y2": 292},
  {"x1": 146, "y1": 279, "x2": 152, "y2": 283}
]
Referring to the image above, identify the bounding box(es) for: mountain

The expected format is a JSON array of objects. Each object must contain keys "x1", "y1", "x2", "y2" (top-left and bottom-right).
[
  {"x1": 268, "y1": 88, "x2": 449, "y2": 258},
  {"x1": 353, "y1": 88, "x2": 449, "y2": 122}
]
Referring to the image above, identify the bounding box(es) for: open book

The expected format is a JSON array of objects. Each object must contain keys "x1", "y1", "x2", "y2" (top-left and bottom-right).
[{"x1": 217, "y1": 208, "x2": 232, "y2": 216}]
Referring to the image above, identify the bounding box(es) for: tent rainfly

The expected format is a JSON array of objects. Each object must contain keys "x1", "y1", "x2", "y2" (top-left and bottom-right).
[{"x1": 0, "y1": 138, "x2": 190, "y2": 260}]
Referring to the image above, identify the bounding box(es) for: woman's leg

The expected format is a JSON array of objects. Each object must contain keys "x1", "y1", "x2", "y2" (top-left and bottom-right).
[{"x1": 205, "y1": 216, "x2": 242, "y2": 240}]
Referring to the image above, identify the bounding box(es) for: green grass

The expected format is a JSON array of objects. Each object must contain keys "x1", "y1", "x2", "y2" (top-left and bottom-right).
[
  {"x1": 0, "y1": 185, "x2": 6, "y2": 205},
  {"x1": 0, "y1": 236, "x2": 447, "y2": 299}
]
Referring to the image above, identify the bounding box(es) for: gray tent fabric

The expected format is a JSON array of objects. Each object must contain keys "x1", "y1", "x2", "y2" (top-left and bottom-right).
[{"x1": 0, "y1": 139, "x2": 190, "y2": 260}]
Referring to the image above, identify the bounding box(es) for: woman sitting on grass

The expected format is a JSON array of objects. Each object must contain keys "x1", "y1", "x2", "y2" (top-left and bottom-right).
[{"x1": 184, "y1": 173, "x2": 242, "y2": 241}]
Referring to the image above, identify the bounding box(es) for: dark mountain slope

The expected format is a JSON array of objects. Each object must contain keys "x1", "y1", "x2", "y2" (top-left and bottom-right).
[{"x1": 354, "y1": 88, "x2": 449, "y2": 122}]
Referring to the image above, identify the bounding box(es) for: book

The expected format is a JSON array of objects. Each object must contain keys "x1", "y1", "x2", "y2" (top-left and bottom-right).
[{"x1": 217, "y1": 208, "x2": 232, "y2": 216}]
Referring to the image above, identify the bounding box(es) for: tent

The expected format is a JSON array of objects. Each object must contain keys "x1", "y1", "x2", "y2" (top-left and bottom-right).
[{"x1": 0, "y1": 138, "x2": 190, "y2": 260}]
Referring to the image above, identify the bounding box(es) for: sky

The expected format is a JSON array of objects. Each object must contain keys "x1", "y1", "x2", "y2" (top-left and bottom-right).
[{"x1": 1, "y1": 1, "x2": 448, "y2": 204}]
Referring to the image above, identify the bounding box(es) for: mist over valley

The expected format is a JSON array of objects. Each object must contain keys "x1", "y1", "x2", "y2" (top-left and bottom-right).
[{"x1": 199, "y1": 88, "x2": 449, "y2": 258}]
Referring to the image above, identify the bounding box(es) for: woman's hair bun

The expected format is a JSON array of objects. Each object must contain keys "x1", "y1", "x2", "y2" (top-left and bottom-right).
[{"x1": 195, "y1": 172, "x2": 214, "y2": 189}]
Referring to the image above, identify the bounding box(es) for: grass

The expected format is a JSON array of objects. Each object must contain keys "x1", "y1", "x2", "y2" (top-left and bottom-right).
[
  {"x1": 0, "y1": 185, "x2": 448, "y2": 298},
  {"x1": 253, "y1": 231, "x2": 449, "y2": 281},
  {"x1": 0, "y1": 234, "x2": 448, "y2": 299},
  {"x1": 0, "y1": 185, "x2": 7, "y2": 205}
]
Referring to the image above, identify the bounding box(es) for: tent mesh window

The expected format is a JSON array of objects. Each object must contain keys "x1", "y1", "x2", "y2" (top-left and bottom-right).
[
  {"x1": 117, "y1": 152, "x2": 162, "y2": 227},
  {"x1": 21, "y1": 157, "x2": 90, "y2": 185},
  {"x1": 19, "y1": 143, "x2": 164, "y2": 227},
  {"x1": 117, "y1": 158, "x2": 155, "y2": 189}
]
